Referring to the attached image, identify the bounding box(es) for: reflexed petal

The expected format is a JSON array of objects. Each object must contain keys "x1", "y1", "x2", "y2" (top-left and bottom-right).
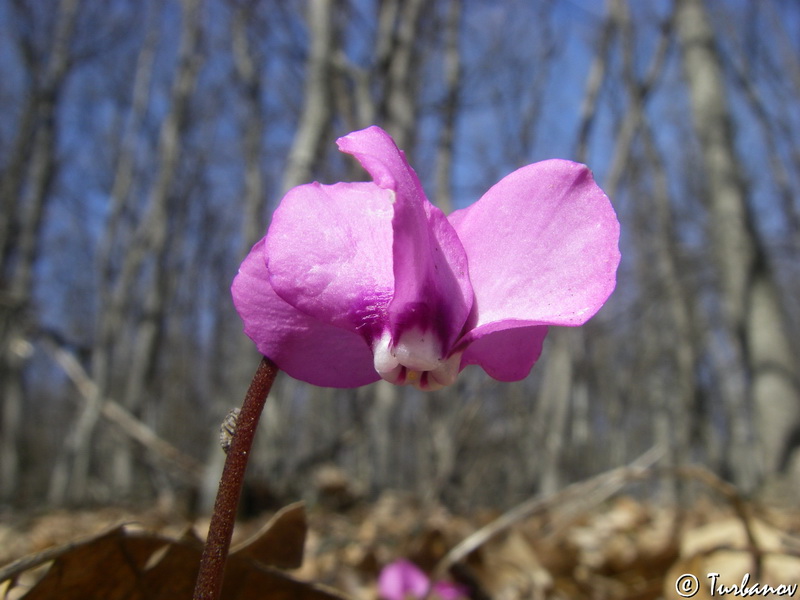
[
  {"x1": 459, "y1": 324, "x2": 548, "y2": 381},
  {"x1": 338, "y1": 126, "x2": 472, "y2": 353},
  {"x1": 450, "y1": 159, "x2": 620, "y2": 332},
  {"x1": 336, "y1": 126, "x2": 422, "y2": 202},
  {"x1": 265, "y1": 181, "x2": 395, "y2": 344},
  {"x1": 232, "y1": 240, "x2": 380, "y2": 388},
  {"x1": 387, "y1": 200, "x2": 472, "y2": 354}
]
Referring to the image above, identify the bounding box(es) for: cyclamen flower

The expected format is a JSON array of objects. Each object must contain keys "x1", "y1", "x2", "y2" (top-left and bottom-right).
[
  {"x1": 377, "y1": 559, "x2": 468, "y2": 600},
  {"x1": 232, "y1": 126, "x2": 619, "y2": 391}
]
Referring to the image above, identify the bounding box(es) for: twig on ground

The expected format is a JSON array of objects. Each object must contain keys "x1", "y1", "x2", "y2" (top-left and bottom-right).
[
  {"x1": 431, "y1": 445, "x2": 664, "y2": 583},
  {"x1": 42, "y1": 337, "x2": 203, "y2": 482}
]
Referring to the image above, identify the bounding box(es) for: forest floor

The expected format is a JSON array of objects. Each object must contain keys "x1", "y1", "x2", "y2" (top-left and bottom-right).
[{"x1": 2, "y1": 467, "x2": 800, "y2": 600}]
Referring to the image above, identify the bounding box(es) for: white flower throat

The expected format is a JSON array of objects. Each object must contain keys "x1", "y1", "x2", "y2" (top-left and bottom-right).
[{"x1": 372, "y1": 328, "x2": 462, "y2": 391}]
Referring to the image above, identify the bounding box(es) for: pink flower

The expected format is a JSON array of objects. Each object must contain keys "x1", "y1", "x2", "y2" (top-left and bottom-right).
[
  {"x1": 232, "y1": 126, "x2": 619, "y2": 390},
  {"x1": 377, "y1": 559, "x2": 468, "y2": 600}
]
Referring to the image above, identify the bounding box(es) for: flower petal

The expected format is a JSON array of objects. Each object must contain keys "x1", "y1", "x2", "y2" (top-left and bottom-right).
[
  {"x1": 459, "y1": 324, "x2": 548, "y2": 381},
  {"x1": 450, "y1": 160, "x2": 619, "y2": 378},
  {"x1": 232, "y1": 240, "x2": 380, "y2": 388},
  {"x1": 377, "y1": 559, "x2": 430, "y2": 600},
  {"x1": 337, "y1": 126, "x2": 472, "y2": 354},
  {"x1": 265, "y1": 181, "x2": 395, "y2": 344},
  {"x1": 451, "y1": 159, "x2": 619, "y2": 329}
]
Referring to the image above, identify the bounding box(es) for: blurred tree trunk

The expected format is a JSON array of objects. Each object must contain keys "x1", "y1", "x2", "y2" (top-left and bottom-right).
[
  {"x1": 360, "y1": 0, "x2": 431, "y2": 499},
  {"x1": 640, "y1": 122, "x2": 698, "y2": 500},
  {"x1": 433, "y1": 0, "x2": 462, "y2": 215},
  {"x1": 676, "y1": 0, "x2": 799, "y2": 488},
  {"x1": 535, "y1": 0, "x2": 619, "y2": 495},
  {"x1": 0, "y1": 295, "x2": 28, "y2": 503},
  {"x1": 605, "y1": 0, "x2": 695, "y2": 503},
  {"x1": 575, "y1": 0, "x2": 618, "y2": 160},
  {"x1": 245, "y1": 0, "x2": 336, "y2": 510},
  {"x1": 0, "y1": 0, "x2": 79, "y2": 504},
  {"x1": 197, "y1": 0, "x2": 273, "y2": 515},
  {"x1": 111, "y1": 0, "x2": 204, "y2": 498},
  {"x1": 0, "y1": 89, "x2": 37, "y2": 266},
  {"x1": 282, "y1": 0, "x2": 334, "y2": 193},
  {"x1": 377, "y1": 0, "x2": 425, "y2": 150},
  {"x1": 48, "y1": 5, "x2": 161, "y2": 505},
  {"x1": 231, "y1": 5, "x2": 268, "y2": 252},
  {"x1": 51, "y1": 0, "x2": 204, "y2": 503},
  {"x1": 366, "y1": 381, "x2": 397, "y2": 495},
  {"x1": 538, "y1": 330, "x2": 573, "y2": 495}
]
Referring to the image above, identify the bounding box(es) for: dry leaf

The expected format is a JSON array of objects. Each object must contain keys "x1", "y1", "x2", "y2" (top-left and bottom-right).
[
  {"x1": 0, "y1": 504, "x2": 354, "y2": 600},
  {"x1": 465, "y1": 529, "x2": 553, "y2": 599},
  {"x1": 665, "y1": 517, "x2": 800, "y2": 600},
  {"x1": 231, "y1": 501, "x2": 306, "y2": 569},
  {"x1": 14, "y1": 527, "x2": 177, "y2": 600}
]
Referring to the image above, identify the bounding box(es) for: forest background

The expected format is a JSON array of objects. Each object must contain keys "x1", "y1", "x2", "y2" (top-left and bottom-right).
[{"x1": 1, "y1": 0, "x2": 799, "y2": 519}]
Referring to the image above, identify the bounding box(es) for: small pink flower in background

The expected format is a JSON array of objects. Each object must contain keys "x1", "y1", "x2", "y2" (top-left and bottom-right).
[
  {"x1": 378, "y1": 559, "x2": 428, "y2": 600},
  {"x1": 377, "y1": 559, "x2": 468, "y2": 600},
  {"x1": 233, "y1": 126, "x2": 619, "y2": 390}
]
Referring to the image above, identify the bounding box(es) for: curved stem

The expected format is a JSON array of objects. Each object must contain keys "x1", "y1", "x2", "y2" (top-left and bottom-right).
[{"x1": 193, "y1": 357, "x2": 279, "y2": 600}]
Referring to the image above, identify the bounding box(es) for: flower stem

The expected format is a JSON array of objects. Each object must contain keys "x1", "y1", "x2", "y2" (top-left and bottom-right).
[{"x1": 192, "y1": 356, "x2": 279, "y2": 600}]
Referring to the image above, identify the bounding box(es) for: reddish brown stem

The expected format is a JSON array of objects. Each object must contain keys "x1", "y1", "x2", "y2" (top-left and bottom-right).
[{"x1": 192, "y1": 357, "x2": 279, "y2": 600}]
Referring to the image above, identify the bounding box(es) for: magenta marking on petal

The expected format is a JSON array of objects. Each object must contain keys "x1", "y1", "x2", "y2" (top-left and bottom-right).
[{"x1": 388, "y1": 185, "x2": 473, "y2": 353}]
